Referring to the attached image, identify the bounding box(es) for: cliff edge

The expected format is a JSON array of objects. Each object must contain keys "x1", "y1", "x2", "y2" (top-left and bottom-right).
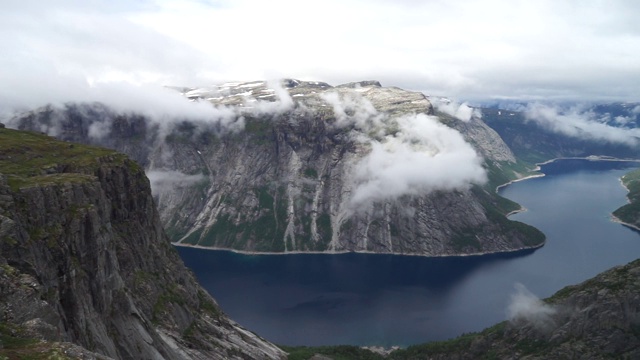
[{"x1": 0, "y1": 127, "x2": 285, "y2": 359}]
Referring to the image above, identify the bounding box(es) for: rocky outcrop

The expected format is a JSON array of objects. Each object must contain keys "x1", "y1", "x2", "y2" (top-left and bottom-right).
[
  {"x1": 10, "y1": 80, "x2": 543, "y2": 256},
  {"x1": 0, "y1": 127, "x2": 285, "y2": 359}
]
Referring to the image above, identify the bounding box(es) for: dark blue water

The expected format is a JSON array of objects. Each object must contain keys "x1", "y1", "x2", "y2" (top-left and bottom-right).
[{"x1": 176, "y1": 159, "x2": 640, "y2": 347}]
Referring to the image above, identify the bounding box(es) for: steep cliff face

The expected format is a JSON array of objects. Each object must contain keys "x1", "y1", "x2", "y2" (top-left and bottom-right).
[
  {"x1": 10, "y1": 80, "x2": 543, "y2": 256},
  {"x1": 0, "y1": 127, "x2": 285, "y2": 359}
]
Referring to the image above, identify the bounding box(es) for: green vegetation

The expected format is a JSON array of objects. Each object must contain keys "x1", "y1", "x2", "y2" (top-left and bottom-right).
[
  {"x1": 0, "y1": 323, "x2": 38, "y2": 350},
  {"x1": 0, "y1": 322, "x2": 78, "y2": 359},
  {"x1": 483, "y1": 159, "x2": 538, "y2": 194},
  {"x1": 385, "y1": 322, "x2": 510, "y2": 359},
  {"x1": 451, "y1": 229, "x2": 481, "y2": 252},
  {"x1": 244, "y1": 117, "x2": 275, "y2": 144},
  {"x1": 190, "y1": 186, "x2": 289, "y2": 251},
  {"x1": 197, "y1": 289, "x2": 221, "y2": 319},
  {"x1": 152, "y1": 283, "x2": 187, "y2": 324},
  {"x1": 303, "y1": 167, "x2": 318, "y2": 179},
  {"x1": 613, "y1": 168, "x2": 640, "y2": 227},
  {"x1": 0, "y1": 127, "x2": 130, "y2": 191},
  {"x1": 550, "y1": 259, "x2": 640, "y2": 302},
  {"x1": 471, "y1": 186, "x2": 546, "y2": 248},
  {"x1": 316, "y1": 213, "x2": 333, "y2": 246},
  {"x1": 282, "y1": 345, "x2": 384, "y2": 360}
]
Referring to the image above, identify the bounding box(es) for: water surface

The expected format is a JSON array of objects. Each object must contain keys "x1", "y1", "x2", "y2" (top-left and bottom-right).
[{"x1": 177, "y1": 159, "x2": 640, "y2": 346}]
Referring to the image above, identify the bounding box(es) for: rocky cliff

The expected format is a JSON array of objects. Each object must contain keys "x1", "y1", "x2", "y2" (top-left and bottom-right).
[
  {"x1": 0, "y1": 127, "x2": 285, "y2": 359},
  {"x1": 10, "y1": 80, "x2": 543, "y2": 256}
]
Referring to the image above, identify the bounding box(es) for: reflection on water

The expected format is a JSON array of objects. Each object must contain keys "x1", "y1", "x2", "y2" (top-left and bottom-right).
[{"x1": 177, "y1": 159, "x2": 640, "y2": 346}]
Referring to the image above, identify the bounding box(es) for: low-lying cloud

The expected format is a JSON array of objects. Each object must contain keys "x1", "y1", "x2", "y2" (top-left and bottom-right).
[
  {"x1": 249, "y1": 80, "x2": 295, "y2": 115},
  {"x1": 524, "y1": 103, "x2": 640, "y2": 146},
  {"x1": 507, "y1": 283, "x2": 557, "y2": 331},
  {"x1": 350, "y1": 114, "x2": 487, "y2": 209},
  {"x1": 431, "y1": 98, "x2": 482, "y2": 122},
  {"x1": 318, "y1": 91, "x2": 487, "y2": 212},
  {"x1": 147, "y1": 170, "x2": 206, "y2": 195},
  {"x1": 320, "y1": 92, "x2": 384, "y2": 132}
]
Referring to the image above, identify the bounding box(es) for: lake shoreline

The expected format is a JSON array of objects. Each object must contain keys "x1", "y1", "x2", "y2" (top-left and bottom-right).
[
  {"x1": 177, "y1": 159, "x2": 640, "y2": 348},
  {"x1": 172, "y1": 241, "x2": 543, "y2": 258},
  {"x1": 174, "y1": 156, "x2": 640, "y2": 258}
]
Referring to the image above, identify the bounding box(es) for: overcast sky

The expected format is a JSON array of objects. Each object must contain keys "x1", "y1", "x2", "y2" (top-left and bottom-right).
[{"x1": 2, "y1": 0, "x2": 640, "y2": 113}]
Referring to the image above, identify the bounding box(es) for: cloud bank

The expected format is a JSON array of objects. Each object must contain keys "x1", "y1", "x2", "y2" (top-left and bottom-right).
[
  {"x1": 147, "y1": 170, "x2": 207, "y2": 195},
  {"x1": 431, "y1": 98, "x2": 482, "y2": 122},
  {"x1": 507, "y1": 283, "x2": 557, "y2": 331},
  {"x1": 317, "y1": 91, "x2": 487, "y2": 211},
  {"x1": 320, "y1": 92, "x2": 384, "y2": 131},
  {"x1": 2, "y1": 0, "x2": 639, "y2": 109},
  {"x1": 350, "y1": 114, "x2": 487, "y2": 209},
  {"x1": 524, "y1": 103, "x2": 640, "y2": 146}
]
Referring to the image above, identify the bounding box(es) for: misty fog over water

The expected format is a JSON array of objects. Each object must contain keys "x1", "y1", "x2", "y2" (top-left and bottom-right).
[{"x1": 177, "y1": 159, "x2": 640, "y2": 346}]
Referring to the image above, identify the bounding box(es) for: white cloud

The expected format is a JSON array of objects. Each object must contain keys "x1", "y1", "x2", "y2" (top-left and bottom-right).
[
  {"x1": 431, "y1": 98, "x2": 481, "y2": 122},
  {"x1": 349, "y1": 113, "x2": 486, "y2": 210},
  {"x1": 320, "y1": 92, "x2": 384, "y2": 132},
  {"x1": 507, "y1": 283, "x2": 557, "y2": 331},
  {"x1": 1, "y1": 0, "x2": 639, "y2": 112},
  {"x1": 249, "y1": 80, "x2": 295, "y2": 115},
  {"x1": 524, "y1": 103, "x2": 640, "y2": 146},
  {"x1": 319, "y1": 90, "x2": 486, "y2": 212},
  {"x1": 147, "y1": 170, "x2": 206, "y2": 195}
]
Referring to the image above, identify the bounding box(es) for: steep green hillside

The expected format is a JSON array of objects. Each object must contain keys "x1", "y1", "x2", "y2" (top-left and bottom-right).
[{"x1": 613, "y1": 168, "x2": 640, "y2": 229}]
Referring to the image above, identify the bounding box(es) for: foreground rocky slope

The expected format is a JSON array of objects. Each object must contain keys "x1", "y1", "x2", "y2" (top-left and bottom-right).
[
  {"x1": 10, "y1": 80, "x2": 543, "y2": 256},
  {"x1": 286, "y1": 257, "x2": 640, "y2": 359},
  {"x1": 0, "y1": 127, "x2": 285, "y2": 359},
  {"x1": 389, "y1": 258, "x2": 640, "y2": 359}
]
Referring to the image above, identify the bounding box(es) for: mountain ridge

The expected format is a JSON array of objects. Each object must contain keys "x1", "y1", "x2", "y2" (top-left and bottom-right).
[{"x1": 8, "y1": 79, "x2": 545, "y2": 257}]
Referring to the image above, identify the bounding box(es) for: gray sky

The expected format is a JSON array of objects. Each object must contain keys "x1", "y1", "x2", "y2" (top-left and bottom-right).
[{"x1": 2, "y1": 0, "x2": 640, "y2": 112}]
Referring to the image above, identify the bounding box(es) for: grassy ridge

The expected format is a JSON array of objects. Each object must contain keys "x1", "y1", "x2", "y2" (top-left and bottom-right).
[{"x1": 0, "y1": 127, "x2": 128, "y2": 190}]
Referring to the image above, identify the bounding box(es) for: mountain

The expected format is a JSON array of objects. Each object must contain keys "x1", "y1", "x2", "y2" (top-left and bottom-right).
[
  {"x1": 0, "y1": 126, "x2": 285, "y2": 359},
  {"x1": 8, "y1": 80, "x2": 544, "y2": 256},
  {"x1": 481, "y1": 106, "x2": 640, "y2": 164}
]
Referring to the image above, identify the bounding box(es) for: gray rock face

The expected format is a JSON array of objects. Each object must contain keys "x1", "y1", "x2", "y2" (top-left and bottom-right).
[
  {"x1": 0, "y1": 130, "x2": 285, "y2": 359},
  {"x1": 10, "y1": 80, "x2": 541, "y2": 256}
]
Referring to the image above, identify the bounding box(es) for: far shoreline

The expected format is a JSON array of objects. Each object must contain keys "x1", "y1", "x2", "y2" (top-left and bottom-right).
[
  {"x1": 171, "y1": 241, "x2": 544, "y2": 258},
  {"x1": 173, "y1": 156, "x2": 640, "y2": 258}
]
